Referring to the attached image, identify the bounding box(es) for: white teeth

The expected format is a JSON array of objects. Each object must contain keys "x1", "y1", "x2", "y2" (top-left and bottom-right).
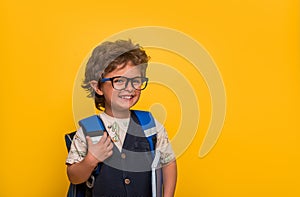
[{"x1": 121, "y1": 96, "x2": 132, "y2": 99}]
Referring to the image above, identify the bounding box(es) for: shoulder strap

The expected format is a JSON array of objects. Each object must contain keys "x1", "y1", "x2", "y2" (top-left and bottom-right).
[
  {"x1": 78, "y1": 115, "x2": 106, "y2": 144},
  {"x1": 79, "y1": 115, "x2": 106, "y2": 177},
  {"x1": 132, "y1": 110, "x2": 157, "y2": 153},
  {"x1": 65, "y1": 115, "x2": 105, "y2": 153},
  {"x1": 79, "y1": 115, "x2": 105, "y2": 135},
  {"x1": 65, "y1": 132, "x2": 76, "y2": 152},
  {"x1": 132, "y1": 110, "x2": 162, "y2": 197}
]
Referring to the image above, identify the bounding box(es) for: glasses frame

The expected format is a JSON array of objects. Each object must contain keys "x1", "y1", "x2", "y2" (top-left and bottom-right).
[{"x1": 100, "y1": 76, "x2": 149, "y2": 91}]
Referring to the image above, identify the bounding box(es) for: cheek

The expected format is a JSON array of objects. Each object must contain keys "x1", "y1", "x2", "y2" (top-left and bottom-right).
[
  {"x1": 101, "y1": 83, "x2": 113, "y2": 95},
  {"x1": 135, "y1": 91, "x2": 141, "y2": 96},
  {"x1": 101, "y1": 89, "x2": 114, "y2": 102}
]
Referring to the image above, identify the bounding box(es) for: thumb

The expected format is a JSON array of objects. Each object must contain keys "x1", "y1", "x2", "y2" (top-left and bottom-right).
[{"x1": 86, "y1": 136, "x2": 93, "y2": 147}]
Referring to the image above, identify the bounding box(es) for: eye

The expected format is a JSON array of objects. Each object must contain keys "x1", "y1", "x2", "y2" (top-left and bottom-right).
[
  {"x1": 113, "y1": 78, "x2": 125, "y2": 84},
  {"x1": 132, "y1": 78, "x2": 142, "y2": 84}
]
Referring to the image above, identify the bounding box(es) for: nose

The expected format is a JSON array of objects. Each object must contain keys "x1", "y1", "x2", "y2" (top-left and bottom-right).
[{"x1": 124, "y1": 79, "x2": 134, "y2": 92}]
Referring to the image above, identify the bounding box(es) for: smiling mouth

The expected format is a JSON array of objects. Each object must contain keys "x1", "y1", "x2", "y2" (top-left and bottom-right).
[{"x1": 119, "y1": 95, "x2": 134, "y2": 100}]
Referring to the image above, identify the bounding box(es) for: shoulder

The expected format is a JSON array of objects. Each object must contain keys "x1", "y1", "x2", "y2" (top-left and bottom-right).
[{"x1": 132, "y1": 110, "x2": 164, "y2": 125}]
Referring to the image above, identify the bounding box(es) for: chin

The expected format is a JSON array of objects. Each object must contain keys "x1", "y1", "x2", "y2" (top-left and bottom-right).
[
  {"x1": 111, "y1": 102, "x2": 136, "y2": 113},
  {"x1": 121, "y1": 97, "x2": 139, "y2": 107}
]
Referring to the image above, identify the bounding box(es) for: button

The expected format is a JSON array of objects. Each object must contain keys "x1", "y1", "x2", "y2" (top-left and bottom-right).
[
  {"x1": 121, "y1": 153, "x2": 126, "y2": 159},
  {"x1": 124, "y1": 178, "x2": 131, "y2": 185}
]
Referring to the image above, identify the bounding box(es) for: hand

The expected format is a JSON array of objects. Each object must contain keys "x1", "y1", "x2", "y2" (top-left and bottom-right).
[{"x1": 86, "y1": 132, "x2": 113, "y2": 162}]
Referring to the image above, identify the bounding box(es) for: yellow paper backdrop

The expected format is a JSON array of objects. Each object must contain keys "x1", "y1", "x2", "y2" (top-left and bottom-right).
[{"x1": 0, "y1": 0, "x2": 299, "y2": 196}]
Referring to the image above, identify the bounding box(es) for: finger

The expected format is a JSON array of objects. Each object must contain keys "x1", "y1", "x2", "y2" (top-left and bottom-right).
[
  {"x1": 99, "y1": 131, "x2": 107, "y2": 143},
  {"x1": 107, "y1": 135, "x2": 113, "y2": 143},
  {"x1": 107, "y1": 150, "x2": 113, "y2": 157},
  {"x1": 104, "y1": 135, "x2": 112, "y2": 146},
  {"x1": 107, "y1": 142, "x2": 114, "y2": 150},
  {"x1": 86, "y1": 136, "x2": 93, "y2": 147}
]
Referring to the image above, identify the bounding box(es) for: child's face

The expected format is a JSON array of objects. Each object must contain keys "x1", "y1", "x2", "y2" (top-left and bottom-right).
[{"x1": 100, "y1": 61, "x2": 144, "y2": 117}]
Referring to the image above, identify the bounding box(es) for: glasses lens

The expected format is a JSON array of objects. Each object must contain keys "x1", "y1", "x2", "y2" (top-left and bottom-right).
[
  {"x1": 132, "y1": 77, "x2": 148, "y2": 90},
  {"x1": 112, "y1": 77, "x2": 127, "y2": 90}
]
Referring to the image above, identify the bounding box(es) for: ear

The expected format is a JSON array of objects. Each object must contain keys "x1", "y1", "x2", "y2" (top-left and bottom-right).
[{"x1": 89, "y1": 80, "x2": 103, "y2": 95}]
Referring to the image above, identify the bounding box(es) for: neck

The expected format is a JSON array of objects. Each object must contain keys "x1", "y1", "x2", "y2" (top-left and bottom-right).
[{"x1": 104, "y1": 108, "x2": 131, "y2": 119}]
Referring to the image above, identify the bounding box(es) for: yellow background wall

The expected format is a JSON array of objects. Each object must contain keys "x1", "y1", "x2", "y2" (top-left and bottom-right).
[{"x1": 0, "y1": 0, "x2": 299, "y2": 196}]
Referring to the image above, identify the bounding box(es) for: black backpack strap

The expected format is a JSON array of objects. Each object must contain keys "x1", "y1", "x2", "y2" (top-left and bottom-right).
[
  {"x1": 65, "y1": 132, "x2": 76, "y2": 152},
  {"x1": 65, "y1": 131, "x2": 89, "y2": 197}
]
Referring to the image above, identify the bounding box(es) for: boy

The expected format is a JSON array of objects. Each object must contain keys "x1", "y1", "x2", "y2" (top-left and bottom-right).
[{"x1": 66, "y1": 40, "x2": 177, "y2": 197}]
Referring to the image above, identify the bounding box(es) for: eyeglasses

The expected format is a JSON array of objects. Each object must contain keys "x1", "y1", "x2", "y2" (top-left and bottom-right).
[{"x1": 100, "y1": 76, "x2": 149, "y2": 91}]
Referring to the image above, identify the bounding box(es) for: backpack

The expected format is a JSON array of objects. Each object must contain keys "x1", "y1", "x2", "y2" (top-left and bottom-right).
[{"x1": 65, "y1": 110, "x2": 162, "y2": 197}]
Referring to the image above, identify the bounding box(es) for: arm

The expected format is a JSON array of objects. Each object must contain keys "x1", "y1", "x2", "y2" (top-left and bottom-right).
[
  {"x1": 162, "y1": 160, "x2": 177, "y2": 197},
  {"x1": 67, "y1": 132, "x2": 113, "y2": 184},
  {"x1": 67, "y1": 152, "x2": 99, "y2": 184}
]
